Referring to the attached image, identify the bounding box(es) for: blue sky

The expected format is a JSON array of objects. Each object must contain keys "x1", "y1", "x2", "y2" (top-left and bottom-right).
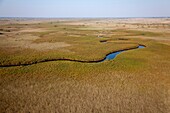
[{"x1": 0, "y1": 0, "x2": 170, "y2": 17}]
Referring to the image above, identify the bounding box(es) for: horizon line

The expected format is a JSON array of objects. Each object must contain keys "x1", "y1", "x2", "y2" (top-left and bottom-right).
[{"x1": 0, "y1": 16, "x2": 170, "y2": 19}]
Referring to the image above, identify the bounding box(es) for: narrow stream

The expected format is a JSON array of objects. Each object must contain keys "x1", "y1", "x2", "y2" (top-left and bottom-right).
[
  {"x1": 105, "y1": 45, "x2": 145, "y2": 60},
  {"x1": 0, "y1": 45, "x2": 145, "y2": 68}
]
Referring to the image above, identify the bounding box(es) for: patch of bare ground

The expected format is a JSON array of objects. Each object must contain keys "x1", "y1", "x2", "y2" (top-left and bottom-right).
[
  {"x1": 18, "y1": 28, "x2": 51, "y2": 33},
  {"x1": 132, "y1": 36, "x2": 170, "y2": 41},
  {"x1": 125, "y1": 36, "x2": 170, "y2": 45},
  {"x1": 27, "y1": 42, "x2": 70, "y2": 51},
  {"x1": 0, "y1": 34, "x2": 71, "y2": 51}
]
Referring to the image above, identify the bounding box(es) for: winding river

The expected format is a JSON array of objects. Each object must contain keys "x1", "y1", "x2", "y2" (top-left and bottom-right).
[{"x1": 0, "y1": 45, "x2": 145, "y2": 68}]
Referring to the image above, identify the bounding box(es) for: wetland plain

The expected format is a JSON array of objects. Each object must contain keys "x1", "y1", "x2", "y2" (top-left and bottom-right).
[{"x1": 0, "y1": 18, "x2": 170, "y2": 113}]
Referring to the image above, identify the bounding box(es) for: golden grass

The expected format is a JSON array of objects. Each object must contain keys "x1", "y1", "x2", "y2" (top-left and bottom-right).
[{"x1": 0, "y1": 18, "x2": 170, "y2": 113}]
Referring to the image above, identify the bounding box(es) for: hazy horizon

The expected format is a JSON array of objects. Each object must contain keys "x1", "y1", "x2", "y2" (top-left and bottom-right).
[{"x1": 0, "y1": 0, "x2": 170, "y2": 18}]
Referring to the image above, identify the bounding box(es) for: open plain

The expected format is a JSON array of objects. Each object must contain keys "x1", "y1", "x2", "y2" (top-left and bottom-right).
[{"x1": 0, "y1": 18, "x2": 170, "y2": 113}]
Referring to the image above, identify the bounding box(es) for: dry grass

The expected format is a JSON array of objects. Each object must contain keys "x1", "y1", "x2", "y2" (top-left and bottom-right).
[{"x1": 0, "y1": 18, "x2": 170, "y2": 113}]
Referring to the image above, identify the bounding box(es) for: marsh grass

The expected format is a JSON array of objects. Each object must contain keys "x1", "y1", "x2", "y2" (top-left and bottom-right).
[{"x1": 0, "y1": 19, "x2": 170, "y2": 113}]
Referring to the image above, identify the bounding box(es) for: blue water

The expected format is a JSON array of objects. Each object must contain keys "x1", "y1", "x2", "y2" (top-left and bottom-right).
[
  {"x1": 138, "y1": 45, "x2": 145, "y2": 49},
  {"x1": 105, "y1": 45, "x2": 145, "y2": 60}
]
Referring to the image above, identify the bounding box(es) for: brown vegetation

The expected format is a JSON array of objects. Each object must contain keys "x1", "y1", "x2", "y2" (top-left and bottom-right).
[{"x1": 0, "y1": 18, "x2": 170, "y2": 113}]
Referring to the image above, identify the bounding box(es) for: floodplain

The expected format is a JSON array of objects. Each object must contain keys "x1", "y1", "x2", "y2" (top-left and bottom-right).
[{"x1": 0, "y1": 18, "x2": 170, "y2": 113}]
